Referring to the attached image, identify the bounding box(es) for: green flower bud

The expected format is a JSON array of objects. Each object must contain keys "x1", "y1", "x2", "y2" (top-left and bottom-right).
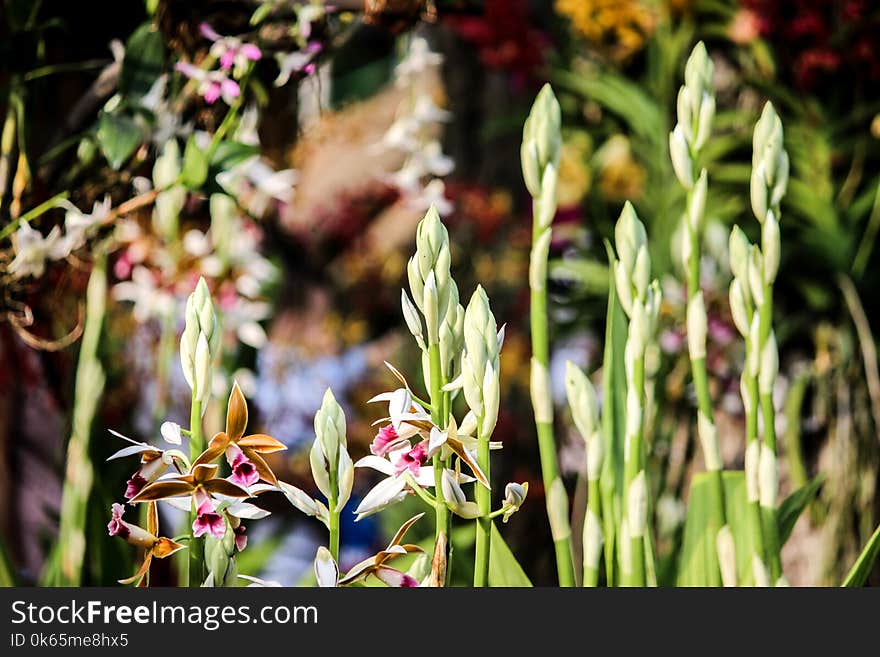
[
  {"x1": 676, "y1": 87, "x2": 694, "y2": 142},
  {"x1": 750, "y1": 161, "x2": 768, "y2": 222},
  {"x1": 194, "y1": 332, "x2": 211, "y2": 403},
  {"x1": 535, "y1": 163, "x2": 559, "y2": 229},
  {"x1": 758, "y1": 443, "x2": 777, "y2": 508},
  {"x1": 153, "y1": 139, "x2": 181, "y2": 189},
  {"x1": 694, "y1": 92, "x2": 715, "y2": 151},
  {"x1": 564, "y1": 361, "x2": 599, "y2": 441},
  {"x1": 627, "y1": 470, "x2": 648, "y2": 537},
  {"x1": 423, "y1": 271, "x2": 440, "y2": 345},
  {"x1": 748, "y1": 246, "x2": 765, "y2": 308},
  {"x1": 401, "y1": 289, "x2": 423, "y2": 341},
  {"x1": 180, "y1": 277, "x2": 219, "y2": 400},
  {"x1": 529, "y1": 227, "x2": 552, "y2": 292}
]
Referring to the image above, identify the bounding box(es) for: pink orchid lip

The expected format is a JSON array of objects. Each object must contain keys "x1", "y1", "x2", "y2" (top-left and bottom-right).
[
  {"x1": 234, "y1": 525, "x2": 247, "y2": 551},
  {"x1": 193, "y1": 498, "x2": 226, "y2": 539},
  {"x1": 124, "y1": 473, "x2": 148, "y2": 500},
  {"x1": 393, "y1": 442, "x2": 428, "y2": 476},
  {"x1": 203, "y1": 82, "x2": 221, "y2": 104},
  {"x1": 371, "y1": 425, "x2": 406, "y2": 456},
  {"x1": 107, "y1": 503, "x2": 130, "y2": 539},
  {"x1": 227, "y1": 445, "x2": 260, "y2": 487}
]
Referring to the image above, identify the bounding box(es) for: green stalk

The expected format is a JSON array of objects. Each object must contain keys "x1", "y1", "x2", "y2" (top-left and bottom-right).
[
  {"x1": 55, "y1": 252, "x2": 107, "y2": 585},
  {"x1": 188, "y1": 397, "x2": 204, "y2": 587},
  {"x1": 623, "y1": 358, "x2": 646, "y2": 586},
  {"x1": 329, "y1": 459, "x2": 340, "y2": 563},
  {"x1": 428, "y1": 344, "x2": 449, "y2": 583},
  {"x1": 744, "y1": 359, "x2": 768, "y2": 581},
  {"x1": 530, "y1": 215, "x2": 575, "y2": 587},
  {"x1": 583, "y1": 477, "x2": 602, "y2": 587},
  {"x1": 758, "y1": 288, "x2": 783, "y2": 582},
  {"x1": 474, "y1": 414, "x2": 491, "y2": 587}
]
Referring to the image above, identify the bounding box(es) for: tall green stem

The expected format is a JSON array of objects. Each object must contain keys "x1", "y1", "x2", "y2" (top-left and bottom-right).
[
  {"x1": 530, "y1": 219, "x2": 575, "y2": 587},
  {"x1": 428, "y1": 344, "x2": 449, "y2": 584},
  {"x1": 623, "y1": 358, "x2": 646, "y2": 586},
  {"x1": 474, "y1": 415, "x2": 491, "y2": 587},
  {"x1": 188, "y1": 397, "x2": 204, "y2": 587}
]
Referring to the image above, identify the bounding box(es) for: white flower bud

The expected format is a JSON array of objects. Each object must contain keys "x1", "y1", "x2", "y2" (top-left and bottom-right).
[
  {"x1": 694, "y1": 92, "x2": 715, "y2": 150},
  {"x1": 747, "y1": 315, "x2": 761, "y2": 378},
  {"x1": 689, "y1": 168, "x2": 708, "y2": 234},
  {"x1": 762, "y1": 210, "x2": 780, "y2": 285},
  {"x1": 758, "y1": 443, "x2": 777, "y2": 508},
  {"x1": 194, "y1": 331, "x2": 211, "y2": 403},
  {"x1": 482, "y1": 361, "x2": 500, "y2": 437},
  {"x1": 687, "y1": 292, "x2": 708, "y2": 361},
  {"x1": 759, "y1": 332, "x2": 778, "y2": 395},
  {"x1": 745, "y1": 440, "x2": 760, "y2": 503},
  {"x1": 423, "y1": 271, "x2": 440, "y2": 345},
  {"x1": 401, "y1": 289, "x2": 423, "y2": 340},
  {"x1": 502, "y1": 482, "x2": 528, "y2": 522},
  {"x1": 750, "y1": 162, "x2": 768, "y2": 223},
  {"x1": 698, "y1": 411, "x2": 721, "y2": 471},
  {"x1": 670, "y1": 125, "x2": 693, "y2": 188},
  {"x1": 583, "y1": 507, "x2": 604, "y2": 571},
  {"x1": 614, "y1": 259, "x2": 634, "y2": 318},
  {"x1": 530, "y1": 358, "x2": 553, "y2": 424},
  {"x1": 676, "y1": 87, "x2": 693, "y2": 142},
  {"x1": 752, "y1": 554, "x2": 770, "y2": 587},
  {"x1": 153, "y1": 139, "x2": 181, "y2": 189},
  {"x1": 586, "y1": 432, "x2": 604, "y2": 482},
  {"x1": 627, "y1": 470, "x2": 648, "y2": 537},
  {"x1": 633, "y1": 245, "x2": 651, "y2": 301},
  {"x1": 729, "y1": 279, "x2": 751, "y2": 338},
  {"x1": 535, "y1": 163, "x2": 558, "y2": 229},
  {"x1": 564, "y1": 361, "x2": 599, "y2": 439},
  {"x1": 748, "y1": 246, "x2": 765, "y2": 308},
  {"x1": 546, "y1": 477, "x2": 571, "y2": 541},
  {"x1": 728, "y1": 225, "x2": 751, "y2": 284},
  {"x1": 716, "y1": 525, "x2": 737, "y2": 587},
  {"x1": 529, "y1": 227, "x2": 552, "y2": 292}
]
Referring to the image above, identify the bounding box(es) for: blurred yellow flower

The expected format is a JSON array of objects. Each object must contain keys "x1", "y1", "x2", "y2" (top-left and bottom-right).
[
  {"x1": 557, "y1": 133, "x2": 593, "y2": 207},
  {"x1": 596, "y1": 135, "x2": 645, "y2": 201},
  {"x1": 556, "y1": 0, "x2": 657, "y2": 61}
]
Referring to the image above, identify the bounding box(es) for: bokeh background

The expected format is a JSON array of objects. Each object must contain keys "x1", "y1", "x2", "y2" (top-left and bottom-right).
[{"x1": 1, "y1": 0, "x2": 879, "y2": 586}]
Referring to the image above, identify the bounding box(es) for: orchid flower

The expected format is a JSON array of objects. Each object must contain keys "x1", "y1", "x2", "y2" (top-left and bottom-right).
[
  {"x1": 274, "y1": 42, "x2": 322, "y2": 86},
  {"x1": 8, "y1": 222, "x2": 68, "y2": 279},
  {"x1": 107, "y1": 502, "x2": 185, "y2": 587},
  {"x1": 199, "y1": 23, "x2": 261, "y2": 78},
  {"x1": 106, "y1": 429, "x2": 189, "y2": 500},
  {"x1": 175, "y1": 61, "x2": 240, "y2": 105},
  {"x1": 337, "y1": 514, "x2": 425, "y2": 587},
  {"x1": 192, "y1": 381, "x2": 287, "y2": 486},
  {"x1": 501, "y1": 482, "x2": 529, "y2": 523}
]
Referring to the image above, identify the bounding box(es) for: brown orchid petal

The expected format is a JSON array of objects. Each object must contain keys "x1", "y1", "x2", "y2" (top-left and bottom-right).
[
  {"x1": 388, "y1": 512, "x2": 425, "y2": 548},
  {"x1": 237, "y1": 434, "x2": 287, "y2": 454},
  {"x1": 130, "y1": 480, "x2": 194, "y2": 502},
  {"x1": 446, "y1": 438, "x2": 490, "y2": 488},
  {"x1": 152, "y1": 537, "x2": 186, "y2": 558},
  {"x1": 226, "y1": 382, "x2": 249, "y2": 441},
  {"x1": 147, "y1": 501, "x2": 158, "y2": 537},
  {"x1": 337, "y1": 559, "x2": 376, "y2": 587},
  {"x1": 375, "y1": 544, "x2": 424, "y2": 566},
  {"x1": 191, "y1": 463, "x2": 219, "y2": 484},
  {"x1": 404, "y1": 419, "x2": 435, "y2": 433},
  {"x1": 119, "y1": 553, "x2": 152, "y2": 587},
  {"x1": 202, "y1": 479, "x2": 251, "y2": 498},
  {"x1": 242, "y1": 449, "x2": 278, "y2": 486},
  {"x1": 192, "y1": 433, "x2": 231, "y2": 468}
]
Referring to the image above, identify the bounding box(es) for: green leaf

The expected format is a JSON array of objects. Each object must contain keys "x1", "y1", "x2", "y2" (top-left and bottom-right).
[
  {"x1": 842, "y1": 523, "x2": 880, "y2": 587},
  {"x1": 488, "y1": 522, "x2": 532, "y2": 587},
  {"x1": 209, "y1": 140, "x2": 259, "y2": 170},
  {"x1": 599, "y1": 239, "x2": 627, "y2": 585},
  {"x1": 777, "y1": 475, "x2": 823, "y2": 546},
  {"x1": 181, "y1": 135, "x2": 209, "y2": 189},
  {"x1": 120, "y1": 22, "x2": 165, "y2": 102},
  {"x1": 97, "y1": 111, "x2": 142, "y2": 170},
  {"x1": 678, "y1": 471, "x2": 754, "y2": 586}
]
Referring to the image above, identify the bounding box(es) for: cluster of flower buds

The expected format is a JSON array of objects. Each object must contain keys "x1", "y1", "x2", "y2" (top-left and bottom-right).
[
  {"x1": 310, "y1": 389, "x2": 354, "y2": 515},
  {"x1": 406, "y1": 206, "x2": 454, "y2": 350},
  {"x1": 459, "y1": 286, "x2": 503, "y2": 437},
  {"x1": 613, "y1": 202, "x2": 661, "y2": 359},
  {"x1": 564, "y1": 362, "x2": 604, "y2": 583},
  {"x1": 180, "y1": 277, "x2": 221, "y2": 406},
  {"x1": 382, "y1": 37, "x2": 454, "y2": 214},
  {"x1": 669, "y1": 41, "x2": 715, "y2": 190}
]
